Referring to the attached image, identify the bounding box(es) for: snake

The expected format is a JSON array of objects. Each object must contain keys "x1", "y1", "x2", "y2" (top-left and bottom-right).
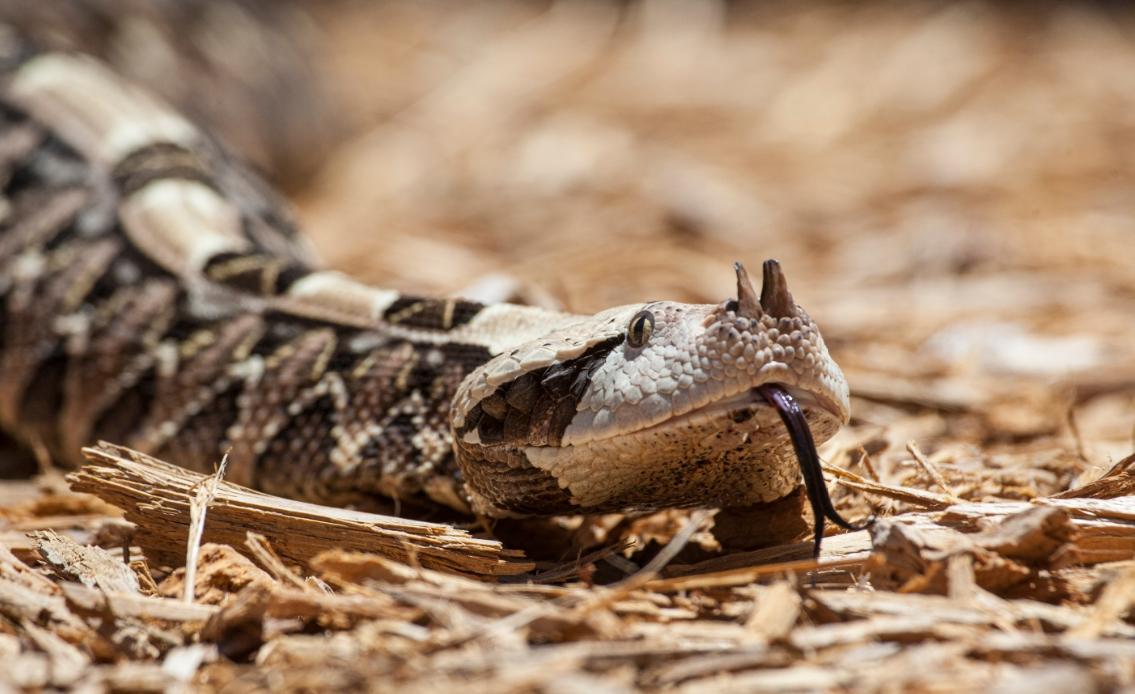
[{"x1": 0, "y1": 46, "x2": 866, "y2": 555}]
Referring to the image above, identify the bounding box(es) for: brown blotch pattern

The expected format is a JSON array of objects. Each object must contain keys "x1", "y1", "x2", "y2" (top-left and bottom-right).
[
  {"x1": 203, "y1": 250, "x2": 308, "y2": 296},
  {"x1": 382, "y1": 295, "x2": 484, "y2": 331},
  {"x1": 0, "y1": 86, "x2": 500, "y2": 513},
  {"x1": 112, "y1": 142, "x2": 215, "y2": 197},
  {"x1": 460, "y1": 335, "x2": 623, "y2": 448}
]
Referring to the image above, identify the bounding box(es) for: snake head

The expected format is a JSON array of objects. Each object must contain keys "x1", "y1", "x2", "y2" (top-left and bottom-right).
[{"x1": 451, "y1": 260, "x2": 849, "y2": 517}]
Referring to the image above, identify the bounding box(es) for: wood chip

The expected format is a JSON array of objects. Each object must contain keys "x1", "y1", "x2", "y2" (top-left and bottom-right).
[
  {"x1": 70, "y1": 443, "x2": 532, "y2": 577},
  {"x1": 32, "y1": 529, "x2": 140, "y2": 594}
]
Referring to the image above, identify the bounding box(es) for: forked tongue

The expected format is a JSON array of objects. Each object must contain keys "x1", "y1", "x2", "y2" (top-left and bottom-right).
[{"x1": 757, "y1": 384, "x2": 872, "y2": 559}]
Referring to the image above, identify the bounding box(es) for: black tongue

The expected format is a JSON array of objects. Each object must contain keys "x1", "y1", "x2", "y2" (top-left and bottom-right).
[{"x1": 757, "y1": 384, "x2": 872, "y2": 559}]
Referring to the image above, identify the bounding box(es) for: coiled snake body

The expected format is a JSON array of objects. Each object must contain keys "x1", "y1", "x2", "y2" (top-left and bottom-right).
[{"x1": 0, "y1": 49, "x2": 863, "y2": 553}]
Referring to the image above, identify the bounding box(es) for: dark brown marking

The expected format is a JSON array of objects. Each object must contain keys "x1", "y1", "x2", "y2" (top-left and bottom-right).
[
  {"x1": 504, "y1": 372, "x2": 539, "y2": 412},
  {"x1": 547, "y1": 398, "x2": 579, "y2": 444},
  {"x1": 478, "y1": 413, "x2": 504, "y2": 445},
  {"x1": 256, "y1": 391, "x2": 341, "y2": 500},
  {"x1": 0, "y1": 186, "x2": 89, "y2": 266},
  {"x1": 154, "y1": 379, "x2": 243, "y2": 473},
  {"x1": 479, "y1": 391, "x2": 508, "y2": 420},
  {"x1": 382, "y1": 295, "x2": 483, "y2": 331},
  {"x1": 16, "y1": 347, "x2": 68, "y2": 460},
  {"x1": 59, "y1": 278, "x2": 178, "y2": 456},
  {"x1": 462, "y1": 335, "x2": 624, "y2": 448},
  {"x1": 92, "y1": 366, "x2": 158, "y2": 450},
  {"x1": 0, "y1": 113, "x2": 43, "y2": 187},
  {"x1": 112, "y1": 142, "x2": 216, "y2": 197},
  {"x1": 272, "y1": 261, "x2": 310, "y2": 293},
  {"x1": 435, "y1": 341, "x2": 494, "y2": 372},
  {"x1": 503, "y1": 408, "x2": 531, "y2": 441},
  {"x1": 201, "y1": 250, "x2": 308, "y2": 296},
  {"x1": 538, "y1": 363, "x2": 575, "y2": 394},
  {"x1": 730, "y1": 408, "x2": 755, "y2": 424},
  {"x1": 461, "y1": 403, "x2": 483, "y2": 433},
  {"x1": 0, "y1": 237, "x2": 119, "y2": 429},
  {"x1": 3, "y1": 129, "x2": 88, "y2": 196}
]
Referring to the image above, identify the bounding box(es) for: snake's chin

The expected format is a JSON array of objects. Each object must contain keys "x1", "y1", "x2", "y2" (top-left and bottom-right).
[{"x1": 509, "y1": 381, "x2": 846, "y2": 513}]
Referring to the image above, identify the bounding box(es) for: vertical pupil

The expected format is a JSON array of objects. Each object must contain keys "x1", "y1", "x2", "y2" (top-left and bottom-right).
[{"x1": 631, "y1": 314, "x2": 651, "y2": 345}]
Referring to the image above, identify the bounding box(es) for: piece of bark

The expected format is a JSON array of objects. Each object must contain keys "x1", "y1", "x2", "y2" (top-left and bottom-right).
[
  {"x1": 969, "y1": 506, "x2": 1077, "y2": 565},
  {"x1": 70, "y1": 443, "x2": 532, "y2": 578},
  {"x1": 32, "y1": 530, "x2": 140, "y2": 594},
  {"x1": 56, "y1": 581, "x2": 202, "y2": 660},
  {"x1": 1066, "y1": 564, "x2": 1135, "y2": 639},
  {"x1": 745, "y1": 581, "x2": 801, "y2": 642},
  {"x1": 21, "y1": 621, "x2": 89, "y2": 688},
  {"x1": 653, "y1": 527, "x2": 876, "y2": 591},
  {"x1": 59, "y1": 582, "x2": 219, "y2": 624},
  {"x1": 0, "y1": 545, "x2": 109, "y2": 654},
  {"x1": 939, "y1": 499, "x2": 1135, "y2": 565},
  {"x1": 866, "y1": 507, "x2": 1077, "y2": 600},
  {"x1": 201, "y1": 580, "x2": 419, "y2": 659},
  {"x1": 867, "y1": 522, "x2": 1028, "y2": 596},
  {"x1": 1055, "y1": 452, "x2": 1135, "y2": 500},
  {"x1": 245, "y1": 533, "x2": 312, "y2": 593},
  {"x1": 157, "y1": 544, "x2": 274, "y2": 608},
  {"x1": 313, "y1": 549, "x2": 489, "y2": 592}
]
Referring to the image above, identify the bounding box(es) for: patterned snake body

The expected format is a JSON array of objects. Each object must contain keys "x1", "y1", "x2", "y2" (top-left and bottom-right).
[{"x1": 0, "y1": 49, "x2": 856, "y2": 543}]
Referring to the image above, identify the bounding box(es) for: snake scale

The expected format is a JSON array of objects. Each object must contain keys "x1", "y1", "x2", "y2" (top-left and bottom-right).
[{"x1": 0, "y1": 42, "x2": 865, "y2": 554}]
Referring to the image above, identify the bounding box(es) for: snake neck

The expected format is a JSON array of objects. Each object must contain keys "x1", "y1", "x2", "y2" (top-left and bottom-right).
[{"x1": 0, "y1": 50, "x2": 575, "y2": 510}]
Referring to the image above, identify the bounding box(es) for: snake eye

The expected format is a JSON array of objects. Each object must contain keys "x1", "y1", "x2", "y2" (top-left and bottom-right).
[{"x1": 626, "y1": 310, "x2": 655, "y2": 348}]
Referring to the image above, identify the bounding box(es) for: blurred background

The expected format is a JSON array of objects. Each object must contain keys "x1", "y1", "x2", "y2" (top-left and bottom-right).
[{"x1": 5, "y1": 0, "x2": 1135, "y2": 502}]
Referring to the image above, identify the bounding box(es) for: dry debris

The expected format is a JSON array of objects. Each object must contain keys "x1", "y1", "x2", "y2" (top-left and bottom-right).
[
  {"x1": 0, "y1": 441, "x2": 1132, "y2": 691},
  {"x1": 4, "y1": 1, "x2": 1135, "y2": 691},
  {"x1": 70, "y1": 443, "x2": 531, "y2": 579}
]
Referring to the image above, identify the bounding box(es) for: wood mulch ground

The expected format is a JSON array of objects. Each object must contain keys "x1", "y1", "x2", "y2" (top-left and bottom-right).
[{"x1": 3, "y1": 2, "x2": 1135, "y2": 691}]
